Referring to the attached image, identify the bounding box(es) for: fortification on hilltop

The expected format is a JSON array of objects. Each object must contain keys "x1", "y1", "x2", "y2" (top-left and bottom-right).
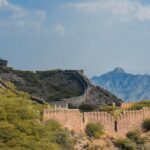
[
  {"x1": 1, "y1": 75, "x2": 150, "y2": 136},
  {"x1": 0, "y1": 60, "x2": 122, "y2": 107},
  {"x1": 60, "y1": 70, "x2": 122, "y2": 107}
]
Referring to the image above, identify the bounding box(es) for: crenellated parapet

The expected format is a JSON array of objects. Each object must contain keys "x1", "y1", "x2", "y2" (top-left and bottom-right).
[
  {"x1": 43, "y1": 107, "x2": 150, "y2": 135},
  {"x1": 83, "y1": 111, "x2": 115, "y2": 132},
  {"x1": 117, "y1": 107, "x2": 150, "y2": 134},
  {"x1": 1, "y1": 76, "x2": 150, "y2": 135},
  {"x1": 120, "y1": 102, "x2": 135, "y2": 109},
  {"x1": 43, "y1": 108, "x2": 83, "y2": 133},
  {"x1": 49, "y1": 101, "x2": 68, "y2": 109}
]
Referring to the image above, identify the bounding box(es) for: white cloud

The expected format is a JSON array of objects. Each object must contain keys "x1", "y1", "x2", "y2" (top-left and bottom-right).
[
  {"x1": 63, "y1": 0, "x2": 150, "y2": 22},
  {"x1": 0, "y1": 0, "x2": 8, "y2": 6},
  {"x1": 0, "y1": 0, "x2": 47, "y2": 32},
  {"x1": 137, "y1": 5, "x2": 150, "y2": 21},
  {"x1": 35, "y1": 10, "x2": 46, "y2": 20},
  {"x1": 53, "y1": 24, "x2": 66, "y2": 35}
]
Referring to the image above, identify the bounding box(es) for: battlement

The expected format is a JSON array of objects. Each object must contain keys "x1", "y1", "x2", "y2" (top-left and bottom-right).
[
  {"x1": 117, "y1": 107, "x2": 150, "y2": 134},
  {"x1": 43, "y1": 107, "x2": 150, "y2": 135},
  {"x1": 49, "y1": 101, "x2": 68, "y2": 108},
  {"x1": 43, "y1": 109, "x2": 83, "y2": 132},
  {"x1": 1, "y1": 73, "x2": 150, "y2": 135},
  {"x1": 120, "y1": 102, "x2": 135, "y2": 109},
  {"x1": 84, "y1": 111, "x2": 115, "y2": 132}
]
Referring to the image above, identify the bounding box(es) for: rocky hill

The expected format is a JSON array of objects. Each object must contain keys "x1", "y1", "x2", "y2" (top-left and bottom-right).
[
  {"x1": 0, "y1": 61, "x2": 122, "y2": 106},
  {"x1": 91, "y1": 67, "x2": 150, "y2": 101}
]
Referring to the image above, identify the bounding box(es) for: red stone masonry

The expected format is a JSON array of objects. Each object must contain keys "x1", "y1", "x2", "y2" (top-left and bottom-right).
[
  {"x1": 43, "y1": 109, "x2": 115, "y2": 133},
  {"x1": 117, "y1": 107, "x2": 150, "y2": 134},
  {"x1": 83, "y1": 112, "x2": 115, "y2": 132},
  {"x1": 43, "y1": 109, "x2": 83, "y2": 133},
  {"x1": 120, "y1": 102, "x2": 135, "y2": 109},
  {"x1": 43, "y1": 107, "x2": 150, "y2": 135}
]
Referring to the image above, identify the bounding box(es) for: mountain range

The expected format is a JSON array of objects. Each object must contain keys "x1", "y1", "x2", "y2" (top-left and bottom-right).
[{"x1": 91, "y1": 68, "x2": 150, "y2": 101}]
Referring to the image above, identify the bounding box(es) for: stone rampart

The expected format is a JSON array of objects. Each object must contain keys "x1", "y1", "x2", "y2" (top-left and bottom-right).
[
  {"x1": 117, "y1": 107, "x2": 150, "y2": 134},
  {"x1": 83, "y1": 112, "x2": 115, "y2": 132},
  {"x1": 0, "y1": 77, "x2": 46, "y2": 104},
  {"x1": 43, "y1": 107, "x2": 150, "y2": 135},
  {"x1": 61, "y1": 70, "x2": 92, "y2": 107},
  {"x1": 120, "y1": 102, "x2": 135, "y2": 109},
  {"x1": 62, "y1": 93, "x2": 86, "y2": 107},
  {"x1": 43, "y1": 109, "x2": 115, "y2": 133},
  {"x1": 43, "y1": 109, "x2": 83, "y2": 133},
  {"x1": 0, "y1": 78, "x2": 17, "y2": 92},
  {"x1": 49, "y1": 101, "x2": 68, "y2": 109}
]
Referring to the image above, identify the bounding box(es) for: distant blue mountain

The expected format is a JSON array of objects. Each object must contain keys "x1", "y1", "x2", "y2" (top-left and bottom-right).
[{"x1": 91, "y1": 68, "x2": 150, "y2": 101}]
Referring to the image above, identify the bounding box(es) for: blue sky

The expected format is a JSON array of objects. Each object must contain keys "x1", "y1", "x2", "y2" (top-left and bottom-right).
[{"x1": 1, "y1": 0, "x2": 150, "y2": 77}]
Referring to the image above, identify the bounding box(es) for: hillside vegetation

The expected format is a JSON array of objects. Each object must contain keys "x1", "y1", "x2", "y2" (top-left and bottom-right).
[
  {"x1": 128, "y1": 101, "x2": 150, "y2": 110},
  {"x1": 1, "y1": 68, "x2": 84, "y2": 101},
  {"x1": 0, "y1": 65, "x2": 122, "y2": 106},
  {"x1": 0, "y1": 88, "x2": 74, "y2": 150}
]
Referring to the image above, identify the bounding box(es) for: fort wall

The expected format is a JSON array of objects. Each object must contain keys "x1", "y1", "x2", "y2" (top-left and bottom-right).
[
  {"x1": 43, "y1": 109, "x2": 83, "y2": 133},
  {"x1": 83, "y1": 112, "x2": 115, "y2": 132},
  {"x1": 121, "y1": 101, "x2": 150, "y2": 109},
  {"x1": 62, "y1": 93, "x2": 87, "y2": 107},
  {"x1": 0, "y1": 77, "x2": 46, "y2": 104},
  {"x1": 43, "y1": 109, "x2": 115, "y2": 133},
  {"x1": 1, "y1": 76, "x2": 150, "y2": 135},
  {"x1": 61, "y1": 71, "x2": 92, "y2": 107},
  {"x1": 117, "y1": 107, "x2": 150, "y2": 134},
  {"x1": 43, "y1": 108, "x2": 150, "y2": 135},
  {"x1": 120, "y1": 102, "x2": 135, "y2": 109},
  {"x1": 49, "y1": 101, "x2": 68, "y2": 109}
]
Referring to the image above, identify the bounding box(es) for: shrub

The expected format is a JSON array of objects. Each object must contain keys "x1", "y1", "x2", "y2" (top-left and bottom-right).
[
  {"x1": 115, "y1": 139, "x2": 136, "y2": 150},
  {"x1": 0, "y1": 107, "x2": 7, "y2": 121},
  {"x1": 79, "y1": 104, "x2": 98, "y2": 112},
  {"x1": 143, "y1": 118, "x2": 150, "y2": 132},
  {"x1": 99, "y1": 105, "x2": 117, "y2": 112},
  {"x1": 127, "y1": 130, "x2": 145, "y2": 144},
  {"x1": 53, "y1": 130, "x2": 74, "y2": 150},
  {"x1": 128, "y1": 100, "x2": 150, "y2": 110},
  {"x1": 129, "y1": 105, "x2": 144, "y2": 110},
  {"x1": 0, "y1": 88, "x2": 74, "y2": 150},
  {"x1": 86, "y1": 123, "x2": 104, "y2": 138},
  {"x1": 5, "y1": 82, "x2": 16, "y2": 90},
  {"x1": 45, "y1": 120, "x2": 62, "y2": 131}
]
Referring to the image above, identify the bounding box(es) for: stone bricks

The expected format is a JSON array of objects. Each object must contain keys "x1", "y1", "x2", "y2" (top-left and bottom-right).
[
  {"x1": 117, "y1": 107, "x2": 150, "y2": 134},
  {"x1": 43, "y1": 109, "x2": 83, "y2": 133},
  {"x1": 43, "y1": 107, "x2": 150, "y2": 135},
  {"x1": 83, "y1": 112, "x2": 115, "y2": 132},
  {"x1": 120, "y1": 102, "x2": 135, "y2": 109}
]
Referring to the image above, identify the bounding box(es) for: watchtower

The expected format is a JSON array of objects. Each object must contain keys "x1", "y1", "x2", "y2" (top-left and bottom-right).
[{"x1": 0, "y1": 59, "x2": 8, "y2": 67}]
